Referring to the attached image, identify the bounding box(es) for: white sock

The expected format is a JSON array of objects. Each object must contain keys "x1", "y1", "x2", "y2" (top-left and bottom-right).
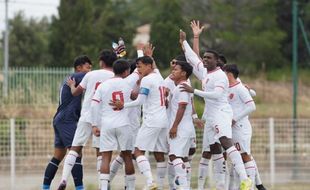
[
  {"x1": 226, "y1": 146, "x2": 247, "y2": 181},
  {"x1": 229, "y1": 164, "x2": 239, "y2": 190},
  {"x1": 156, "y1": 162, "x2": 167, "y2": 189},
  {"x1": 224, "y1": 160, "x2": 230, "y2": 190},
  {"x1": 184, "y1": 161, "x2": 192, "y2": 188},
  {"x1": 97, "y1": 156, "x2": 102, "y2": 189},
  {"x1": 197, "y1": 158, "x2": 209, "y2": 190},
  {"x1": 213, "y1": 154, "x2": 226, "y2": 190},
  {"x1": 167, "y1": 161, "x2": 176, "y2": 190},
  {"x1": 125, "y1": 174, "x2": 135, "y2": 190},
  {"x1": 245, "y1": 161, "x2": 256, "y2": 190},
  {"x1": 173, "y1": 158, "x2": 188, "y2": 189},
  {"x1": 110, "y1": 155, "x2": 124, "y2": 181},
  {"x1": 252, "y1": 157, "x2": 263, "y2": 185},
  {"x1": 61, "y1": 150, "x2": 78, "y2": 183},
  {"x1": 99, "y1": 173, "x2": 109, "y2": 190},
  {"x1": 136, "y1": 155, "x2": 154, "y2": 186}
]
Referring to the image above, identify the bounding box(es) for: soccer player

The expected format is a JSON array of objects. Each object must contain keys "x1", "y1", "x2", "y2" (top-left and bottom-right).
[
  {"x1": 42, "y1": 55, "x2": 92, "y2": 190},
  {"x1": 57, "y1": 50, "x2": 117, "y2": 190},
  {"x1": 179, "y1": 30, "x2": 252, "y2": 190},
  {"x1": 168, "y1": 60, "x2": 195, "y2": 190},
  {"x1": 91, "y1": 59, "x2": 135, "y2": 190},
  {"x1": 164, "y1": 55, "x2": 202, "y2": 190},
  {"x1": 111, "y1": 56, "x2": 168, "y2": 190},
  {"x1": 223, "y1": 64, "x2": 267, "y2": 190}
]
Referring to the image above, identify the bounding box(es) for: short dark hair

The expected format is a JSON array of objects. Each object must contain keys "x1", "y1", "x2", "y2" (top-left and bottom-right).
[
  {"x1": 128, "y1": 59, "x2": 136, "y2": 74},
  {"x1": 175, "y1": 61, "x2": 193, "y2": 79},
  {"x1": 219, "y1": 54, "x2": 227, "y2": 64},
  {"x1": 136, "y1": 56, "x2": 153, "y2": 65},
  {"x1": 113, "y1": 59, "x2": 130, "y2": 75},
  {"x1": 174, "y1": 54, "x2": 186, "y2": 62},
  {"x1": 206, "y1": 49, "x2": 219, "y2": 59},
  {"x1": 73, "y1": 55, "x2": 92, "y2": 69},
  {"x1": 222, "y1": 64, "x2": 239, "y2": 79},
  {"x1": 99, "y1": 49, "x2": 117, "y2": 67}
]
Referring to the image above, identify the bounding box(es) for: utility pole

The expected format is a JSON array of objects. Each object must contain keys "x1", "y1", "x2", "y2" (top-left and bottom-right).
[
  {"x1": 292, "y1": 0, "x2": 298, "y2": 179},
  {"x1": 3, "y1": 0, "x2": 9, "y2": 97}
]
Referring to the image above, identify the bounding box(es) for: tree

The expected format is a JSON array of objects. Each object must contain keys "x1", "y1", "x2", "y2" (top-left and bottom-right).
[
  {"x1": 93, "y1": 0, "x2": 136, "y2": 58},
  {"x1": 7, "y1": 12, "x2": 51, "y2": 67},
  {"x1": 182, "y1": 0, "x2": 287, "y2": 73},
  {"x1": 49, "y1": 0, "x2": 96, "y2": 67},
  {"x1": 151, "y1": 0, "x2": 188, "y2": 68}
]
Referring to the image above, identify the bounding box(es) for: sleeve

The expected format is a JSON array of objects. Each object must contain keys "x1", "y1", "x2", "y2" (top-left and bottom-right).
[
  {"x1": 70, "y1": 73, "x2": 86, "y2": 85},
  {"x1": 139, "y1": 77, "x2": 151, "y2": 95},
  {"x1": 182, "y1": 40, "x2": 206, "y2": 80},
  {"x1": 90, "y1": 87, "x2": 102, "y2": 126},
  {"x1": 177, "y1": 86, "x2": 190, "y2": 105},
  {"x1": 124, "y1": 93, "x2": 147, "y2": 108},
  {"x1": 78, "y1": 72, "x2": 89, "y2": 89},
  {"x1": 233, "y1": 86, "x2": 256, "y2": 121},
  {"x1": 193, "y1": 87, "x2": 224, "y2": 100}
]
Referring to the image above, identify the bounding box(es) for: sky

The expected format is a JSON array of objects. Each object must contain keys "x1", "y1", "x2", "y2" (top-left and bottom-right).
[{"x1": 0, "y1": 0, "x2": 60, "y2": 32}]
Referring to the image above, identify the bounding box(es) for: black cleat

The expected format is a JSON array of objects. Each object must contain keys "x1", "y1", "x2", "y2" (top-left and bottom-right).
[{"x1": 256, "y1": 184, "x2": 267, "y2": 190}]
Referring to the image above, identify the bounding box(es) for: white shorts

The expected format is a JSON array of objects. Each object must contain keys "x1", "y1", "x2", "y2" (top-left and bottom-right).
[
  {"x1": 202, "y1": 109, "x2": 232, "y2": 151},
  {"x1": 130, "y1": 126, "x2": 140, "y2": 152},
  {"x1": 92, "y1": 135, "x2": 100, "y2": 148},
  {"x1": 100, "y1": 126, "x2": 132, "y2": 152},
  {"x1": 72, "y1": 121, "x2": 93, "y2": 147},
  {"x1": 135, "y1": 126, "x2": 168, "y2": 153},
  {"x1": 168, "y1": 136, "x2": 192, "y2": 157},
  {"x1": 232, "y1": 120, "x2": 252, "y2": 154}
]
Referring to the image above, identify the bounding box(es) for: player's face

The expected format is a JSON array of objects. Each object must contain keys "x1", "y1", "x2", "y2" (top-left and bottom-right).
[
  {"x1": 76, "y1": 63, "x2": 92, "y2": 73},
  {"x1": 170, "y1": 65, "x2": 184, "y2": 82},
  {"x1": 136, "y1": 61, "x2": 152, "y2": 76},
  {"x1": 202, "y1": 52, "x2": 217, "y2": 71}
]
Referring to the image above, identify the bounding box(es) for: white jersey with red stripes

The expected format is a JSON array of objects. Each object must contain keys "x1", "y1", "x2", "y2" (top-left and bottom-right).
[
  {"x1": 140, "y1": 72, "x2": 168, "y2": 128},
  {"x1": 92, "y1": 77, "x2": 131, "y2": 129},
  {"x1": 228, "y1": 81, "x2": 254, "y2": 123},
  {"x1": 201, "y1": 67, "x2": 231, "y2": 118},
  {"x1": 78, "y1": 69, "x2": 114, "y2": 123},
  {"x1": 169, "y1": 81, "x2": 195, "y2": 137}
]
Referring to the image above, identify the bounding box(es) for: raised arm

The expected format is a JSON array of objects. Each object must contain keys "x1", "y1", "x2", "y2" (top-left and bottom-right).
[
  {"x1": 180, "y1": 30, "x2": 206, "y2": 80},
  {"x1": 190, "y1": 20, "x2": 205, "y2": 57}
]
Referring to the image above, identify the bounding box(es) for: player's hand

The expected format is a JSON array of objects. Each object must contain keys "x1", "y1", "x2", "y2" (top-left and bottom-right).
[
  {"x1": 143, "y1": 43, "x2": 155, "y2": 57},
  {"x1": 193, "y1": 118, "x2": 204, "y2": 129},
  {"x1": 180, "y1": 83, "x2": 194, "y2": 93},
  {"x1": 190, "y1": 20, "x2": 206, "y2": 37},
  {"x1": 92, "y1": 126, "x2": 100, "y2": 137},
  {"x1": 130, "y1": 89, "x2": 139, "y2": 100},
  {"x1": 179, "y1": 29, "x2": 186, "y2": 44},
  {"x1": 169, "y1": 126, "x2": 178, "y2": 139},
  {"x1": 67, "y1": 77, "x2": 76, "y2": 88},
  {"x1": 109, "y1": 100, "x2": 124, "y2": 110}
]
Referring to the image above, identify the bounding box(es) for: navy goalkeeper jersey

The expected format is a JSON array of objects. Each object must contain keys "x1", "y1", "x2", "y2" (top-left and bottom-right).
[{"x1": 53, "y1": 72, "x2": 86, "y2": 125}]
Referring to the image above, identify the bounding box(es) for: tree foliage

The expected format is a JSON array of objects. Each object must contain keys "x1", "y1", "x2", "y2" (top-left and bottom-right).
[
  {"x1": 1, "y1": 0, "x2": 310, "y2": 72},
  {"x1": 7, "y1": 12, "x2": 50, "y2": 67}
]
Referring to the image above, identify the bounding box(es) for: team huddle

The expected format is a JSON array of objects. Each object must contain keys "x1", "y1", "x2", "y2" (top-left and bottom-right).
[{"x1": 42, "y1": 21, "x2": 267, "y2": 190}]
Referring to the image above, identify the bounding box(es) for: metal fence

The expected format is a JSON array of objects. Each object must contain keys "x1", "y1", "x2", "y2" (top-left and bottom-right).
[
  {"x1": 0, "y1": 118, "x2": 310, "y2": 189},
  {"x1": 0, "y1": 67, "x2": 73, "y2": 104}
]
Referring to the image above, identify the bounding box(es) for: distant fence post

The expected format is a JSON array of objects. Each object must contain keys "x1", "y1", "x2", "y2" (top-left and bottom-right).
[
  {"x1": 10, "y1": 118, "x2": 15, "y2": 190},
  {"x1": 269, "y1": 117, "x2": 275, "y2": 188}
]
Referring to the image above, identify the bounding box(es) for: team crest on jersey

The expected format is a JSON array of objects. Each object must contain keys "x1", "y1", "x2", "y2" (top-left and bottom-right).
[{"x1": 229, "y1": 93, "x2": 234, "y2": 99}]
